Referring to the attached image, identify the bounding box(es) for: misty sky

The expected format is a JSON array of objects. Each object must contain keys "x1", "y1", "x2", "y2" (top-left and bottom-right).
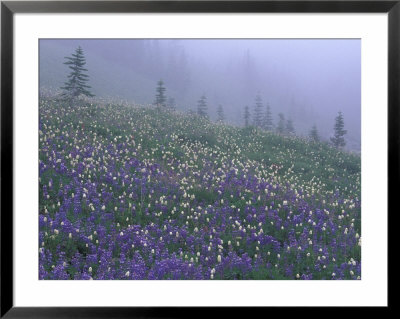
[{"x1": 39, "y1": 39, "x2": 361, "y2": 150}]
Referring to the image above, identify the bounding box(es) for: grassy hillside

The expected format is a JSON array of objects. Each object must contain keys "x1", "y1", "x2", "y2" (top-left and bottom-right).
[{"x1": 39, "y1": 97, "x2": 361, "y2": 280}]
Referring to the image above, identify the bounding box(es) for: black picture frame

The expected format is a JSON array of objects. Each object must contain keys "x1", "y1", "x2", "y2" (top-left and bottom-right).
[{"x1": 1, "y1": 0, "x2": 395, "y2": 317}]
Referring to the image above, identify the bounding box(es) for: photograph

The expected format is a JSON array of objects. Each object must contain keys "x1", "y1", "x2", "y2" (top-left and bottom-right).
[{"x1": 38, "y1": 39, "x2": 361, "y2": 280}]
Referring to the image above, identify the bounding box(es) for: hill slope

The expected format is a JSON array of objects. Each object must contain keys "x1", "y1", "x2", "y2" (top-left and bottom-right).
[{"x1": 39, "y1": 97, "x2": 361, "y2": 280}]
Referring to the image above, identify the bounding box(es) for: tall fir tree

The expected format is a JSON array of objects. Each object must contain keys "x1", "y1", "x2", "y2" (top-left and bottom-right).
[
  {"x1": 253, "y1": 94, "x2": 263, "y2": 128},
  {"x1": 286, "y1": 118, "x2": 295, "y2": 135},
  {"x1": 197, "y1": 94, "x2": 208, "y2": 118},
  {"x1": 263, "y1": 103, "x2": 274, "y2": 131},
  {"x1": 60, "y1": 46, "x2": 94, "y2": 101},
  {"x1": 155, "y1": 80, "x2": 167, "y2": 107},
  {"x1": 244, "y1": 105, "x2": 251, "y2": 127},
  {"x1": 277, "y1": 113, "x2": 286, "y2": 134},
  {"x1": 217, "y1": 104, "x2": 225, "y2": 123},
  {"x1": 309, "y1": 124, "x2": 320, "y2": 142},
  {"x1": 330, "y1": 111, "x2": 347, "y2": 148}
]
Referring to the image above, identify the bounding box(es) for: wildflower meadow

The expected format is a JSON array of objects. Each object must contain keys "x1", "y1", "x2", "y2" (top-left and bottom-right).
[{"x1": 39, "y1": 96, "x2": 361, "y2": 280}]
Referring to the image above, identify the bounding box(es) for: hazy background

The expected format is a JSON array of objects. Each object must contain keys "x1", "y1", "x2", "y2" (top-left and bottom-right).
[{"x1": 39, "y1": 39, "x2": 361, "y2": 151}]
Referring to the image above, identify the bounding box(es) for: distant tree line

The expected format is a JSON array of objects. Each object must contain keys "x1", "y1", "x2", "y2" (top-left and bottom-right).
[
  {"x1": 59, "y1": 46, "x2": 348, "y2": 150},
  {"x1": 242, "y1": 93, "x2": 347, "y2": 149},
  {"x1": 243, "y1": 94, "x2": 296, "y2": 137}
]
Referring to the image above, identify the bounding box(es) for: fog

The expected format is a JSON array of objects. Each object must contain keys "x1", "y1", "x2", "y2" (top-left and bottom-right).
[{"x1": 40, "y1": 39, "x2": 360, "y2": 150}]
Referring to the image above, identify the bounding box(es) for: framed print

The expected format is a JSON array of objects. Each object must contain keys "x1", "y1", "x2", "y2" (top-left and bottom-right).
[{"x1": 1, "y1": 0, "x2": 395, "y2": 316}]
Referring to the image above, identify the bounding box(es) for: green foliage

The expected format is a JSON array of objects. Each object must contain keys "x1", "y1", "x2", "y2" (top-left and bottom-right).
[
  {"x1": 309, "y1": 124, "x2": 320, "y2": 142},
  {"x1": 253, "y1": 94, "x2": 263, "y2": 128},
  {"x1": 263, "y1": 103, "x2": 274, "y2": 131},
  {"x1": 186, "y1": 130, "x2": 217, "y2": 147},
  {"x1": 191, "y1": 187, "x2": 219, "y2": 205},
  {"x1": 277, "y1": 113, "x2": 286, "y2": 134},
  {"x1": 217, "y1": 104, "x2": 225, "y2": 123},
  {"x1": 60, "y1": 46, "x2": 94, "y2": 101},
  {"x1": 330, "y1": 111, "x2": 347, "y2": 148},
  {"x1": 244, "y1": 105, "x2": 251, "y2": 127},
  {"x1": 197, "y1": 94, "x2": 208, "y2": 118},
  {"x1": 286, "y1": 118, "x2": 295, "y2": 135},
  {"x1": 155, "y1": 79, "x2": 167, "y2": 107}
]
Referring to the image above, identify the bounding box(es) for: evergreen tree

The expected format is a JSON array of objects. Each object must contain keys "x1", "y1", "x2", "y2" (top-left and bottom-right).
[
  {"x1": 60, "y1": 46, "x2": 94, "y2": 101},
  {"x1": 330, "y1": 111, "x2": 347, "y2": 148},
  {"x1": 263, "y1": 103, "x2": 274, "y2": 131},
  {"x1": 286, "y1": 118, "x2": 295, "y2": 135},
  {"x1": 197, "y1": 94, "x2": 208, "y2": 118},
  {"x1": 277, "y1": 113, "x2": 286, "y2": 134},
  {"x1": 253, "y1": 94, "x2": 263, "y2": 128},
  {"x1": 309, "y1": 125, "x2": 320, "y2": 142},
  {"x1": 244, "y1": 105, "x2": 251, "y2": 127},
  {"x1": 217, "y1": 104, "x2": 225, "y2": 123},
  {"x1": 155, "y1": 79, "x2": 167, "y2": 107}
]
